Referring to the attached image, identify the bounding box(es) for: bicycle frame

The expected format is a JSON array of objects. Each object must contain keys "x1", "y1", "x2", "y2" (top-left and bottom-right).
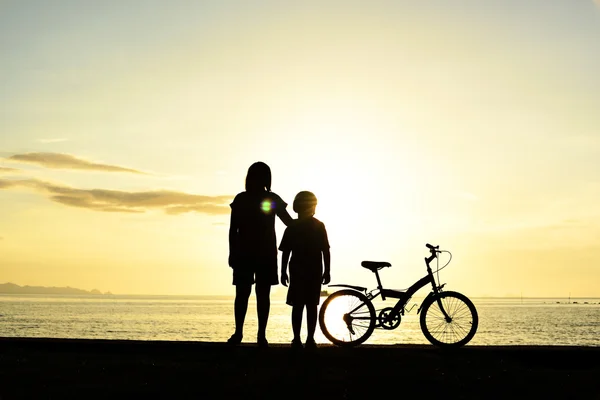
[
  {"x1": 329, "y1": 250, "x2": 449, "y2": 322},
  {"x1": 320, "y1": 244, "x2": 477, "y2": 347}
]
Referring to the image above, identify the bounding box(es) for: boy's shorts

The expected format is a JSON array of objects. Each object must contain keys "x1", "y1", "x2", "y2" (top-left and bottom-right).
[{"x1": 286, "y1": 277, "x2": 321, "y2": 306}]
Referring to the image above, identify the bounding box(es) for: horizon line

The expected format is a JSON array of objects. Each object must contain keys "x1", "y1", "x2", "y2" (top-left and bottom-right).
[{"x1": 1, "y1": 292, "x2": 599, "y2": 299}]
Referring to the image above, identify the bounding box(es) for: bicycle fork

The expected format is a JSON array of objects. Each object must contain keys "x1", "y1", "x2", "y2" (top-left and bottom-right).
[
  {"x1": 420, "y1": 255, "x2": 453, "y2": 322},
  {"x1": 435, "y1": 297, "x2": 452, "y2": 323}
]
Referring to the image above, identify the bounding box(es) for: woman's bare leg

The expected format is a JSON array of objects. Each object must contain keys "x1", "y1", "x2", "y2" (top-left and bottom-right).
[
  {"x1": 233, "y1": 284, "x2": 252, "y2": 337},
  {"x1": 255, "y1": 283, "x2": 271, "y2": 340}
]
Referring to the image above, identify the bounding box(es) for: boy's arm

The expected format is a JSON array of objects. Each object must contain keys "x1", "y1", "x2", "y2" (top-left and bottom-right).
[
  {"x1": 280, "y1": 250, "x2": 291, "y2": 286},
  {"x1": 321, "y1": 223, "x2": 331, "y2": 284},
  {"x1": 322, "y1": 248, "x2": 331, "y2": 284}
]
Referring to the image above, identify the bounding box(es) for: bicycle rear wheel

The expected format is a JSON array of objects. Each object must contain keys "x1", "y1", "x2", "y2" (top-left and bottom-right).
[
  {"x1": 319, "y1": 289, "x2": 376, "y2": 347},
  {"x1": 420, "y1": 291, "x2": 478, "y2": 348}
]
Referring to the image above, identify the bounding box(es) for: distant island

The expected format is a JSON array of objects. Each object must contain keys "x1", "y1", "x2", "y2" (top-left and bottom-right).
[{"x1": 0, "y1": 282, "x2": 112, "y2": 295}]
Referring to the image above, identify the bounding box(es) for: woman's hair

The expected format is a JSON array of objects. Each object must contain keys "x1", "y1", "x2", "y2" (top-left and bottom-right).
[
  {"x1": 293, "y1": 191, "x2": 317, "y2": 214},
  {"x1": 245, "y1": 162, "x2": 272, "y2": 192}
]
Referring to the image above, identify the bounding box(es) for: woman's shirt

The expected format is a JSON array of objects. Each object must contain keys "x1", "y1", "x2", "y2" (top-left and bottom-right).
[{"x1": 230, "y1": 190, "x2": 287, "y2": 268}]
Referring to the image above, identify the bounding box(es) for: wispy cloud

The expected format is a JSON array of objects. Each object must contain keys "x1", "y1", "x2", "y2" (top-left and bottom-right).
[
  {"x1": 0, "y1": 167, "x2": 19, "y2": 174},
  {"x1": 7, "y1": 152, "x2": 147, "y2": 174},
  {"x1": 38, "y1": 138, "x2": 68, "y2": 143},
  {"x1": 0, "y1": 178, "x2": 232, "y2": 215}
]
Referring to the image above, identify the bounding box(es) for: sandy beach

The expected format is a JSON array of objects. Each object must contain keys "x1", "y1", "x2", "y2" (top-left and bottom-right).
[{"x1": 0, "y1": 337, "x2": 598, "y2": 399}]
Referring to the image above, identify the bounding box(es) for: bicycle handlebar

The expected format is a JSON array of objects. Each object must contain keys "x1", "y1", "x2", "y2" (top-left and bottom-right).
[
  {"x1": 425, "y1": 243, "x2": 452, "y2": 273},
  {"x1": 425, "y1": 243, "x2": 440, "y2": 265}
]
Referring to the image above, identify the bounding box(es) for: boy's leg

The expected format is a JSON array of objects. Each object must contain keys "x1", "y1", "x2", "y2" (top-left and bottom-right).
[
  {"x1": 306, "y1": 304, "x2": 318, "y2": 342},
  {"x1": 291, "y1": 305, "x2": 304, "y2": 341},
  {"x1": 255, "y1": 283, "x2": 271, "y2": 341},
  {"x1": 233, "y1": 284, "x2": 252, "y2": 337}
]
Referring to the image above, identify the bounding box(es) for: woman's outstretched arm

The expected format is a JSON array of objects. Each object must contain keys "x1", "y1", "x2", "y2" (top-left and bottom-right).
[{"x1": 277, "y1": 208, "x2": 294, "y2": 227}]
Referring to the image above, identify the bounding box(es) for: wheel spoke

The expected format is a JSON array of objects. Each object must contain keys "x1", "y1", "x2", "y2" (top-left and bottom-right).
[
  {"x1": 320, "y1": 290, "x2": 375, "y2": 346},
  {"x1": 421, "y1": 292, "x2": 477, "y2": 346}
]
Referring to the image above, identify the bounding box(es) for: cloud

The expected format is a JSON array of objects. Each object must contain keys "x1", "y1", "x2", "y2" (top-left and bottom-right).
[
  {"x1": 38, "y1": 138, "x2": 68, "y2": 143},
  {"x1": 6, "y1": 153, "x2": 147, "y2": 174},
  {"x1": 0, "y1": 167, "x2": 19, "y2": 174},
  {"x1": 0, "y1": 178, "x2": 232, "y2": 215}
]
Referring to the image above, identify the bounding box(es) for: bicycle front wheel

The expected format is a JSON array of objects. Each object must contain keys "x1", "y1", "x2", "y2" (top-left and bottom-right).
[
  {"x1": 420, "y1": 291, "x2": 478, "y2": 348},
  {"x1": 319, "y1": 289, "x2": 376, "y2": 347}
]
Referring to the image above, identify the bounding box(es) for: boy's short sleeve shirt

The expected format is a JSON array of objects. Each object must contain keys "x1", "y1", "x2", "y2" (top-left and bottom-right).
[{"x1": 279, "y1": 217, "x2": 329, "y2": 275}]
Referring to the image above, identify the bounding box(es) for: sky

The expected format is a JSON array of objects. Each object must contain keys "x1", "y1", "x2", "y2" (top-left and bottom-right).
[{"x1": 1, "y1": 0, "x2": 600, "y2": 297}]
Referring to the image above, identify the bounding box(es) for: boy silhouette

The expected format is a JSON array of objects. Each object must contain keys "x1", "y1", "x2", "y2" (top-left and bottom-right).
[{"x1": 280, "y1": 191, "x2": 330, "y2": 349}]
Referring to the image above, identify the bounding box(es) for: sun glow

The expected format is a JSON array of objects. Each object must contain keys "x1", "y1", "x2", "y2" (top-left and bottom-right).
[
  {"x1": 3, "y1": 1, "x2": 599, "y2": 298},
  {"x1": 269, "y1": 105, "x2": 420, "y2": 244}
]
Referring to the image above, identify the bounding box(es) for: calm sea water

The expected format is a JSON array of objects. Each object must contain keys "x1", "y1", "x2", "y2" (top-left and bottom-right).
[{"x1": 1, "y1": 294, "x2": 599, "y2": 346}]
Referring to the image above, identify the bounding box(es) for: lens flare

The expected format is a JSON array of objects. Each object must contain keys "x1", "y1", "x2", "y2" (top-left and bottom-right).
[{"x1": 261, "y1": 200, "x2": 273, "y2": 213}]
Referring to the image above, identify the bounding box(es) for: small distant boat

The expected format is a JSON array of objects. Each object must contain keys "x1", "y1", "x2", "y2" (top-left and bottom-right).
[{"x1": 320, "y1": 290, "x2": 329, "y2": 297}]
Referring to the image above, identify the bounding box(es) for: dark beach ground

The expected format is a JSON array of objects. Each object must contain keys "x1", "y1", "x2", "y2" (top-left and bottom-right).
[{"x1": 0, "y1": 338, "x2": 598, "y2": 399}]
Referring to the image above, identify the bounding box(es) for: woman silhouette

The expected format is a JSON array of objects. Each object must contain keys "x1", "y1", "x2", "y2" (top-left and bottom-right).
[{"x1": 228, "y1": 162, "x2": 293, "y2": 347}]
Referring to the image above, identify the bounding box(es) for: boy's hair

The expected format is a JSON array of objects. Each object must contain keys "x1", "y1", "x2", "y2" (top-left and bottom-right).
[
  {"x1": 293, "y1": 191, "x2": 317, "y2": 214},
  {"x1": 245, "y1": 162, "x2": 271, "y2": 191}
]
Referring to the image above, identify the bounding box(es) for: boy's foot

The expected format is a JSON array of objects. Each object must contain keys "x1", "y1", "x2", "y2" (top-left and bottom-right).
[
  {"x1": 227, "y1": 333, "x2": 243, "y2": 345},
  {"x1": 257, "y1": 336, "x2": 269, "y2": 348},
  {"x1": 291, "y1": 338, "x2": 303, "y2": 350},
  {"x1": 304, "y1": 338, "x2": 317, "y2": 350}
]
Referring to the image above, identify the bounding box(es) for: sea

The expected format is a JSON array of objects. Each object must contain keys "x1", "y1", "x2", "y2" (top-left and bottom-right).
[{"x1": 1, "y1": 294, "x2": 599, "y2": 346}]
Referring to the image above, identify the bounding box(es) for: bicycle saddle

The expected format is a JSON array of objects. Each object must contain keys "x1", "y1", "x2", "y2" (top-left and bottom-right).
[{"x1": 361, "y1": 261, "x2": 391, "y2": 272}]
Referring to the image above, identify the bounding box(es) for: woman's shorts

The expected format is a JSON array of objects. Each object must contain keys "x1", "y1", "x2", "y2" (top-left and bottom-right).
[{"x1": 233, "y1": 264, "x2": 278, "y2": 286}]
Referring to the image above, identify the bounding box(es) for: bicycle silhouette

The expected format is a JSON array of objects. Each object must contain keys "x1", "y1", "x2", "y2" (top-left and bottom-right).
[{"x1": 318, "y1": 244, "x2": 478, "y2": 347}]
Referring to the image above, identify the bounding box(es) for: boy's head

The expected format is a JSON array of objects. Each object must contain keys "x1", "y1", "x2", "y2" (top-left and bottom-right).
[{"x1": 293, "y1": 191, "x2": 317, "y2": 217}]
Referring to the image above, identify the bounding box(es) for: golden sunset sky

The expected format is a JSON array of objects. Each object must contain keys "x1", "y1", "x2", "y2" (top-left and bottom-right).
[{"x1": 1, "y1": 1, "x2": 600, "y2": 297}]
